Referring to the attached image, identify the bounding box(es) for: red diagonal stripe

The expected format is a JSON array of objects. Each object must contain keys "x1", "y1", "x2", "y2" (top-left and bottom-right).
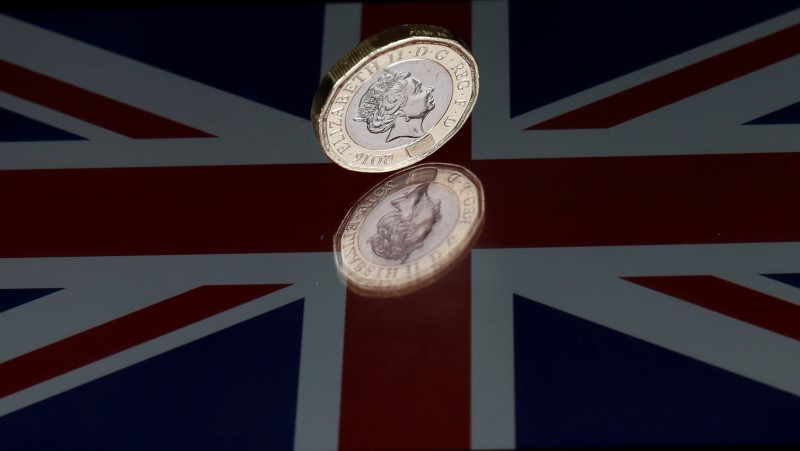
[
  {"x1": 623, "y1": 275, "x2": 800, "y2": 341},
  {"x1": 0, "y1": 284, "x2": 289, "y2": 399},
  {"x1": 0, "y1": 59, "x2": 215, "y2": 139},
  {"x1": 528, "y1": 23, "x2": 800, "y2": 130}
]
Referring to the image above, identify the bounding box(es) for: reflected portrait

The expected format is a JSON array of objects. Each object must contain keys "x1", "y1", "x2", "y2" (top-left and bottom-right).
[
  {"x1": 368, "y1": 182, "x2": 442, "y2": 263},
  {"x1": 332, "y1": 163, "x2": 485, "y2": 298}
]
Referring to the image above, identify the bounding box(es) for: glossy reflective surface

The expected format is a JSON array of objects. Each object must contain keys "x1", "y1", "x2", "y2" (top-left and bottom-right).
[{"x1": 2, "y1": 2, "x2": 800, "y2": 450}]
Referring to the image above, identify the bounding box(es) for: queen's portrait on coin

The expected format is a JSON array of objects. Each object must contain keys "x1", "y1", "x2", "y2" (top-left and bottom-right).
[
  {"x1": 354, "y1": 69, "x2": 435, "y2": 142},
  {"x1": 368, "y1": 183, "x2": 442, "y2": 263}
]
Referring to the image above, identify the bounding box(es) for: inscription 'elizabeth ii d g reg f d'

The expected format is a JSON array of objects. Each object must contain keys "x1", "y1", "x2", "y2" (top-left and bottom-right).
[{"x1": 311, "y1": 24, "x2": 479, "y2": 173}]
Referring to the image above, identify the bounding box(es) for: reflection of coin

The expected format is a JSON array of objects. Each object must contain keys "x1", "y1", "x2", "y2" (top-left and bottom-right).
[
  {"x1": 311, "y1": 24, "x2": 479, "y2": 173},
  {"x1": 334, "y1": 163, "x2": 484, "y2": 297}
]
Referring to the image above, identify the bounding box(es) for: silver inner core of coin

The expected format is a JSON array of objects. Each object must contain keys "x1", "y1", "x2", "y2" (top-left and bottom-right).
[
  {"x1": 358, "y1": 182, "x2": 459, "y2": 265},
  {"x1": 347, "y1": 59, "x2": 453, "y2": 151}
]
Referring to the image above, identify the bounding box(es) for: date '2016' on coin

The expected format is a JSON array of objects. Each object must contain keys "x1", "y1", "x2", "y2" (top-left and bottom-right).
[{"x1": 311, "y1": 24, "x2": 479, "y2": 173}]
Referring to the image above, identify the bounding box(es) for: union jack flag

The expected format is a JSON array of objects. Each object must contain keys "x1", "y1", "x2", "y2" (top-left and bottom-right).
[{"x1": 2, "y1": 1, "x2": 800, "y2": 449}]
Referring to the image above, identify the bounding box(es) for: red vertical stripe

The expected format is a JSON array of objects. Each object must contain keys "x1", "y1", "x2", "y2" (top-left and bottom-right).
[
  {"x1": 360, "y1": 1, "x2": 474, "y2": 164},
  {"x1": 623, "y1": 275, "x2": 800, "y2": 341},
  {"x1": 360, "y1": 1, "x2": 472, "y2": 46},
  {"x1": 338, "y1": 3, "x2": 473, "y2": 449},
  {"x1": 0, "y1": 284, "x2": 289, "y2": 399},
  {"x1": 339, "y1": 257, "x2": 471, "y2": 450},
  {"x1": 528, "y1": 23, "x2": 800, "y2": 130},
  {"x1": 0, "y1": 59, "x2": 215, "y2": 139}
]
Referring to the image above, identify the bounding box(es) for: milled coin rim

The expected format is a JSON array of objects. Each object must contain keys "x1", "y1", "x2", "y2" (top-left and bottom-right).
[
  {"x1": 312, "y1": 24, "x2": 479, "y2": 173},
  {"x1": 333, "y1": 162, "x2": 485, "y2": 297}
]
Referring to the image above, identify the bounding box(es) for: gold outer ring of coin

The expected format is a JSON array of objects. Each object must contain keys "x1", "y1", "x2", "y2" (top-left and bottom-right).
[
  {"x1": 311, "y1": 24, "x2": 479, "y2": 173},
  {"x1": 333, "y1": 163, "x2": 485, "y2": 297}
]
